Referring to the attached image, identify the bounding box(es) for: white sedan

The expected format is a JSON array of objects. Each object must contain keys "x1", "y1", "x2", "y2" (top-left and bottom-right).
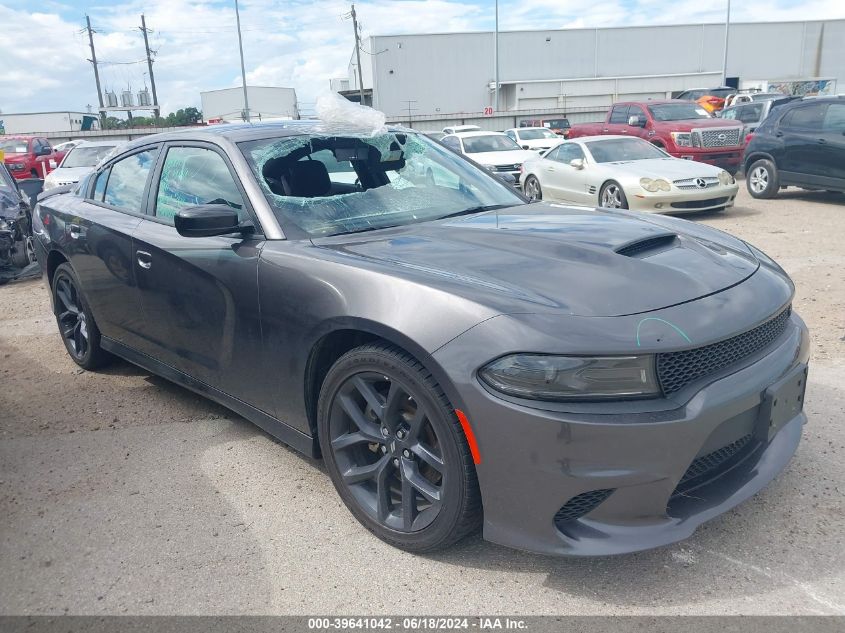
[
  {"x1": 504, "y1": 127, "x2": 563, "y2": 152},
  {"x1": 440, "y1": 131, "x2": 536, "y2": 184},
  {"x1": 521, "y1": 135, "x2": 739, "y2": 214}
]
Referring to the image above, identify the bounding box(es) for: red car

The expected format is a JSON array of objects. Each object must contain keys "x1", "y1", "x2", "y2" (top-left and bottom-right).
[
  {"x1": 0, "y1": 136, "x2": 64, "y2": 180},
  {"x1": 567, "y1": 100, "x2": 745, "y2": 174}
]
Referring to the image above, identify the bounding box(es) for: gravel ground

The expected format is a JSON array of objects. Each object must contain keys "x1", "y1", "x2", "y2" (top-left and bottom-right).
[{"x1": 0, "y1": 185, "x2": 843, "y2": 615}]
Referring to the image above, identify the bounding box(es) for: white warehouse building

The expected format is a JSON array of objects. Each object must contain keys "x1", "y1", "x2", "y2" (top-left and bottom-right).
[
  {"x1": 342, "y1": 19, "x2": 845, "y2": 127},
  {"x1": 200, "y1": 86, "x2": 299, "y2": 122}
]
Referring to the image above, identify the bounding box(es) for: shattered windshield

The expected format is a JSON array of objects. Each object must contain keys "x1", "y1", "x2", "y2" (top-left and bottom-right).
[{"x1": 238, "y1": 131, "x2": 524, "y2": 238}]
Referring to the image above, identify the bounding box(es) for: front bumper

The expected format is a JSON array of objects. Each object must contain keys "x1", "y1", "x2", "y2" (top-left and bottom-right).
[
  {"x1": 628, "y1": 183, "x2": 739, "y2": 214},
  {"x1": 433, "y1": 285, "x2": 808, "y2": 555},
  {"x1": 670, "y1": 150, "x2": 742, "y2": 171}
]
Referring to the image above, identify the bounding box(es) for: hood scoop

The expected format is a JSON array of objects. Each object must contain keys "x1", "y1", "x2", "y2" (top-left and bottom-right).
[{"x1": 616, "y1": 233, "x2": 678, "y2": 258}]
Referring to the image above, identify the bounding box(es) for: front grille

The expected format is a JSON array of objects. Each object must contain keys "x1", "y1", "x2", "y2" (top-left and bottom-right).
[
  {"x1": 493, "y1": 164, "x2": 520, "y2": 172},
  {"x1": 674, "y1": 177, "x2": 719, "y2": 190},
  {"x1": 657, "y1": 305, "x2": 792, "y2": 395},
  {"x1": 693, "y1": 127, "x2": 741, "y2": 148},
  {"x1": 553, "y1": 489, "x2": 614, "y2": 527},
  {"x1": 670, "y1": 197, "x2": 729, "y2": 209}
]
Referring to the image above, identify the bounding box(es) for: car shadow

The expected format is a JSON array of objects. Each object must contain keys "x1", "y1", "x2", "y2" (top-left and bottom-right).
[{"x1": 773, "y1": 189, "x2": 845, "y2": 205}]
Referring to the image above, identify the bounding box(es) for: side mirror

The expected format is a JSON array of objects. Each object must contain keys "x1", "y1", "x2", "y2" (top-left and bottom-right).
[
  {"x1": 174, "y1": 204, "x2": 245, "y2": 238},
  {"x1": 522, "y1": 145, "x2": 530, "y2": 149},
  {"x1": 569, "y1": 158, "x2": 585, "y2": 170},
  {"x1": 38, "y1": 147, "x2": 52, "y2": 156},
  {"x1": 627, "y1": 115, "x2": 644, "y2": 127}
]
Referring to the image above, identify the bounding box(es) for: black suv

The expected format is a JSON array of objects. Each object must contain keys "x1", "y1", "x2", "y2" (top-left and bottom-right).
[{"x1": 744, "y1": 96, "x2": 845, "y2": 198}]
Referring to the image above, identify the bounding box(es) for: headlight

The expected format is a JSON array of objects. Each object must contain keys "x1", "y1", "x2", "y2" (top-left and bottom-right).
[
  {"x1": 718, "y1": 170, "x2": 735, "y2": 185},
  {"x1": 639, "y1": 178, "x2": 671, "y2": 192},
  {"x1": 479, "y1": 354, "x2": 660, "y2": 401},
  {"x1": 670, "y1": 132, "x2": 692, "y2": 147},
  {"x1": 0, "y1": 218, "x2": 8, "y2": 231},
  {"x1": 42, "y1": 177, "x2": 57, "y2": 191}
]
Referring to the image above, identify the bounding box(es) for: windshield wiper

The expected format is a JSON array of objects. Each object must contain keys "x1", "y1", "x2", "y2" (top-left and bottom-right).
[{"x1": 438, "y1": 204, "x2": 512, "y2": 220}]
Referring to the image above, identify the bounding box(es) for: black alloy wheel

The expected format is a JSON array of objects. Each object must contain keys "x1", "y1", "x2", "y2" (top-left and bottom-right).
[
  {"x1": 52, "y1": 263, "x2": 111, "y2": 370},
  {"x1": 318, "y1": 343, "x2": 481, "y2": 551}
]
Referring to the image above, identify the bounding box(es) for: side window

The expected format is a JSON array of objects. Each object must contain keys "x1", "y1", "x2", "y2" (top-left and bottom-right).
[
  {"x1": 556, "y1": 143, "x2": 585, "y2": 163},
  {"x1": 441, "y1": 136, "x2": 461, "y2": 152},
  {"x1": 103, "y1": 148, "x2": 158, "y2": 212},
  {"x1": 781, "y1": 104, "x2": 827, "y2": 131},
  {"x1": 609, "y1": 105, "x2": 629, "y2": 124},
  {"x1": 92, "y1": 168, "x2": 109, "y2": 201},
  {"x1": 627, "y1": 105, "x2": 645, "y2": 122},
  {"x1": 543, "y1": 146, "x2": 561, "y2": 161},
  {"x1": 822, "y1": 103, "x2": 845, "y2": 133},
  {"x1": 721, "y1": 108, "x2": 737, "y2": 120},
  {"x1": 155, "y1": 146, "x2": 246, "y2": 224}
]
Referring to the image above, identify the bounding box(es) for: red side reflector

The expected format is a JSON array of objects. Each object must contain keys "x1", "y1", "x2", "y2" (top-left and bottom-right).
[
  {"x1": 745, "y1": 133, "x2": 754, "y2": 144},
  {"x1": 455, "y1": 409, "x2": 481, "y2": 465}
]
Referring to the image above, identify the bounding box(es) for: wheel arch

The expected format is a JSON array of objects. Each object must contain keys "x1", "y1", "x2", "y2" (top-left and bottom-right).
[
  {"x1": 45, "y1": 249, "x2": 69, "y2": 287},
  {"x1": 303, "y1": 318, "x2": 465, "y2": 442},
  {"x1": 744, "y1": 150, "x2": 776, "y2": 174}
]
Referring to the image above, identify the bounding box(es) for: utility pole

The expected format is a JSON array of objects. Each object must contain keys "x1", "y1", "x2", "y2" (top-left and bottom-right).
[
  {"x1": 234, "y1": 0, "x2": 251, "y2": 121},
  {"x1": 494, "y1": 0, "x2": 499, "y2": 112},
  {"x1": 85, "y1": 15, "x2": 105, "y2": 126},
  {"x1": 721, "y1": 0, "x2": 731, "y2": 86},
  {"x1": 140, "y1": 15, "x2": 160, "y2": 119},
  {"x1": 351, "y1": 4, "x2": 366, "y2": 105}
]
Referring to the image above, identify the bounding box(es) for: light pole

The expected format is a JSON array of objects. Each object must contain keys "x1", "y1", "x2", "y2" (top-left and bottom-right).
[
  {"x1": 721, "y1": 0, "x2": 731, "y2": 86},
  {"x1": 494, "y1": 0, "x2": 499, "y2": 112},
  {"x1": 235, "y1": 0, "x2": 250, "y2": 121}
]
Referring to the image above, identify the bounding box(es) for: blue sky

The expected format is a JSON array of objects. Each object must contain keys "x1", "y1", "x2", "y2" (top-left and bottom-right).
[{"x1": 1, "y1": 0, "x2": 842, "y2": 118}]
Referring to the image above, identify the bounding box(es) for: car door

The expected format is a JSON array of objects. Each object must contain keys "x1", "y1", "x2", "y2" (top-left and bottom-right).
[
  {"x1": 130, "y1": 142, "x2": 267, "y2": 404},
  {"x1": 821, "y1": 102, "x2": 845, "y2": 185},
  {"x1": 604, "y1": 105, "x2": 630, "y2": 134},
  {"x1": 62, "y1": 146, "x2": 158, "y2": 351},
  {"x1": 538, "y1": 143, "x2": 587, "y2": 203},
  {"x1": 778, "y1": 103, "x2": 829, "y2": 184}
]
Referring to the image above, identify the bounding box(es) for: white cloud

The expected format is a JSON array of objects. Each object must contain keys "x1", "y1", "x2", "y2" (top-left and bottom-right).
[{"x1": 1, "y1": 0, "x2": 843, "y2": 119}]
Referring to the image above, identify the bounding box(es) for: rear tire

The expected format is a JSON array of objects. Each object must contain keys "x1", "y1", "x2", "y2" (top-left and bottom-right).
[
  {"x1": 317, "y1": 343, "x2": 482, "y2": 552},
  {"x1": 10, "y1": 235, "x2": 35, "y2": 268},
  {"x1": 599, "y1": 180, "x2": 629, "y2": 209},
  {"x1": 746, "y1": 159, "x2": 779, "y2": 199},
  {"x1": 51, "y1": 263, "x2": 112, "y2": 370}
]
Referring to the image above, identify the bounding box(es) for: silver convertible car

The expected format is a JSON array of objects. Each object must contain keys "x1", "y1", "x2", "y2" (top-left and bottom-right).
[
  {"x1": 32, "y1": 121, "x2": 808, "y2": 556},
  {"x1": 521, "y1": 135, "x2": 739, "y2": 213}
]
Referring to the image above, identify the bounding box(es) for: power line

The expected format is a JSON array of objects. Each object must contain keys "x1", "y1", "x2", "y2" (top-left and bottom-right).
[{"x1": 85, "y1": 15, "x2": 105, "y2": 124}]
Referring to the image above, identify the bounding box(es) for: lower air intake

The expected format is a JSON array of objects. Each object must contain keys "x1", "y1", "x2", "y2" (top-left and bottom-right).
[{"x1": 553, "y1": 489, "x2": 614, "y2": 528}]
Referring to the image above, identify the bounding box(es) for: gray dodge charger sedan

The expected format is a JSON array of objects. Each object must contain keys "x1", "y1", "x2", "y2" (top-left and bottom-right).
[{"x1": 32, "y1": 121, "x2": 809, "y2": 556}]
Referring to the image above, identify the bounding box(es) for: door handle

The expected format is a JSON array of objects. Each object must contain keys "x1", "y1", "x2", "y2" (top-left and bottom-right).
[
  {"x1": 602, "y1": 128, "x2": 609, "y2": 133},
  {"x1": 775, "y1": 131, "x2": 784, "y2": 137},
  {"x1": 136, "y1": 250, "x2": 152, "y2": 269},
  {"x1": 69, "y1": 223, "x2": 81, "y2": 239},
  {"x1": 817, "y1": 138, "x2": 828, "y2": 144}
]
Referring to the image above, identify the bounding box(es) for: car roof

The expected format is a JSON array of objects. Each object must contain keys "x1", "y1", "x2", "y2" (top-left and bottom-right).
[
  {"x1": 451, "y1": 130, "x2": 507, "y2": 138},
  {"x1": 72, "y1": 139, "x2": 123, "y2": 148},
  {"x1": 506, "y1": 127, "x2": 552, "y2": 132},
  {"x1": 115, "y1": 120, "x2": 412, "y2": 153}
]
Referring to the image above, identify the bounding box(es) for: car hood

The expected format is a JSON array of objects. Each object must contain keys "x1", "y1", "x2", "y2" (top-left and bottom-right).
[
  {"x1": 655, "y1": 118, "x2": 742, "y2": 130},
  {"x1": 598, "y1": 157, "x2": 726, "y2": 179},
  {"x1": 519, "y1": 139, "x2": 560, "y2": 150},
  {"x1": 466, "y1": 149, "x2": 537, "y2": 166},
  {"x1": 315, "y1": 203, "x2": 759, "y2": 317}
]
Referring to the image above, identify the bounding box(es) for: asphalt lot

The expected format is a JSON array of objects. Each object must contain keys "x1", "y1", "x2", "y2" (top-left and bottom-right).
[{"x1": 1, "y1": 185, "x2": 843, "y2": 615}]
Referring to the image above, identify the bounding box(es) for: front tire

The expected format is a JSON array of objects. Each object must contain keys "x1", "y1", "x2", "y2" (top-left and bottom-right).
[
  {"x1": 51, "y1": 263, "x2": 112, "y2": 370},
  {"x1": 746, "y1": 159, "x2": 779, "y2": 199},
  {"x1": 10, "y1": 235, "x2": 35, "y2": 268},
  {"x1": 599, "y1": 180, "x2": 628, "y2": 209},
  {"x1": 523, "y1": 175, "x2": 542, "y2": 201},
  {"x1": 317, "y1": 343, "x2": 481, "y2": 552}
]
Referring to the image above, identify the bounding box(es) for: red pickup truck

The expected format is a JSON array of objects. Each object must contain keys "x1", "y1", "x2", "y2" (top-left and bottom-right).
[
  {"x1": 0, "y1": 136, "x2": 65, "y2": 180},
  {"x1": 567, "y1": 100, "x2": 745, "y2": 174}
]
